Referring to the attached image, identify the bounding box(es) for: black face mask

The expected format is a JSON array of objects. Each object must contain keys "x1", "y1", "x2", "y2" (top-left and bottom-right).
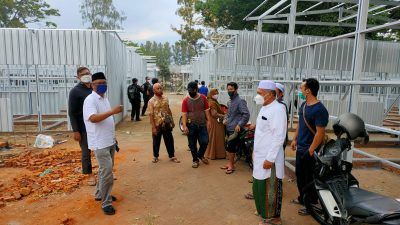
[
  {"x1": 189, "y1": 91, "x2": 197, "y2": 98},
  {"x1": 228, "y1": 91, "x2": 235, "y2": 98}
]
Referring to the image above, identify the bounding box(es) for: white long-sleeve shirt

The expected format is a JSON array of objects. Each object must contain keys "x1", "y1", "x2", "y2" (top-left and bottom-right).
[{"x1": 252, "y1": 100, "x2": 287, "y2": 180}]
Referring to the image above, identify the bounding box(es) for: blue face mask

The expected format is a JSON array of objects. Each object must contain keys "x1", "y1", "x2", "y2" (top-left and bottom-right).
[{"x1": 96, "y1": 84, "x2": 107, "y2": 94}]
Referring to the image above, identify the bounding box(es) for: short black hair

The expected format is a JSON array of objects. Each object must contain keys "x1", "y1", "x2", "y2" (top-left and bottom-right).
[
  {"x1": 194, "y1": 80, "x2": 199, "y2": 84},
  {"x1": 304, "y1": 78, "x2": 320, "y2": 97},
  {"x1": 151, "y1": 77, "x2": 159, "y2": 84},
  {"x1": 201, "y1": 81, "x2": 205, "y2": 85},
  {"x1": 187, "y1": 81, "x2": 198, "y2": 91},
  {"x1": 227, "y1": 82, "x2": 238, "y2": 90},
  {"x1": 132, "y1": 78, "x2": 138, "y2": 83}
]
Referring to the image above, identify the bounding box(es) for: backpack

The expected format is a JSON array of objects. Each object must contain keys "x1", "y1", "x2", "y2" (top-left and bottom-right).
[{"x1": 128, "y1": 84, "x2": 139, "y2": 100}]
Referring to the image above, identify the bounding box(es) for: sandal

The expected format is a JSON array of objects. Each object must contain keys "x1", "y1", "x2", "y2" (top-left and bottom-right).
[
  {"x1": 192, "y1": 161, "x2": 199, "y2": 168},
  {"x1": 259, "y1": 218, "x2": 282, "y2": 225},
  {"x1": 152, "y1": 157, "x2": 159, "y2": 163},
  {"x1": 170, "y1": 157, "x2": 181, "y2": 163},
  {"x1": 220, "y1": 166, "x2": 229, "y2": 170},
  {"x1": 298, "y1": 207, "x2": 309, "y2": 216},
  {"x1": 200, "y1": 157, "x2": 209, "y2": 165},
  {"x1": 244, "y1": 192, "x2": 254, "y2": 200},
  {"x1": 225, "y1": 169, "x2": 235, "y2": 174}
]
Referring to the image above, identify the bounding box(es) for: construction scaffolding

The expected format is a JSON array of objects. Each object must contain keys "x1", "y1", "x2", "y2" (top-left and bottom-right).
[{"x1": 0, "y1": 28, "x2": 147, "y2": 133}]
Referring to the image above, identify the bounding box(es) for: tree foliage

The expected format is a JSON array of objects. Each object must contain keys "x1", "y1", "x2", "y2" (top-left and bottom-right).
[
  {"x1": 0, "y1": 0, "x2": 60, "y2": 28},
  {"x1": 80, "y1": 0, "x2": 126, "y2": 29},
  {"x1": 139, "y1": 41, "x2": 173, "y2": 81}
]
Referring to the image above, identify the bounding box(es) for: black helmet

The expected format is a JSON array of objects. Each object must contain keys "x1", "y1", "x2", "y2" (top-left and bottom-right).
[{"x1": 333, "y1": 113, "x2": 369, "y2": 143}]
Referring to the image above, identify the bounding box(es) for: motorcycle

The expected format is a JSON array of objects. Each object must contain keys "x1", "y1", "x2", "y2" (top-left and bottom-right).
[
  {"x1": 303, "y1": 113, "x2": 400, "y2": 225},
  {"x1": 232, "y1": 125, "x2": 255, "y2": 169}
]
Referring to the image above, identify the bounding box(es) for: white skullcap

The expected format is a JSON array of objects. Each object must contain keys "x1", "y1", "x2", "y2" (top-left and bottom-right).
[
  {"x1": 275, "y1": 83, "x2": 285, "y2": 93},
  {"x1": 258, "y1": 80, "x2": 276, "y2": 91}
]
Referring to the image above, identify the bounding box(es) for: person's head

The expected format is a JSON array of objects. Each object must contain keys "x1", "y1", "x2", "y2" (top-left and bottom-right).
[
  {"x1": 91, "y1": 72, "x2": 107, "y2": 96},
  {"x1": 300, "y1": 78, "x2": 319, "y2": 100},
  {"x1": 201, "y1": 81, "x2": 205, "y2": 86},
  {"x1": 153, "y1": 83, "x2": 163, "y2": 96},
  {"x1": 187, "y1": 81, "x2": 198, "y2": 98},
  {"x1": 208, "y1": 88, "x2": 219, "y2": 101},
  {"x1": 226, "y1": 82, "x2": 238, "y2": 99},
  {"x1": 151, "y1": 77, "x2": 159, "y2": 85},
  {"x1": 275, "y1": 83, "x2": 285, "y2": 101},
  {"x1": 255, "y1": 80, "x2": 276, "y2": 106},
  {"x1": 145, "y1": 76, "x2": 150, "y2": 83},
  {"x1": 194, "y1": 80, "x2": 199, "y2": 84},
  {"x1": 77, "y1": 66, "x2": 91, "y2": 83},
  {"x1": 132, "y1": 78, "x2": 138, "y2": 84}
]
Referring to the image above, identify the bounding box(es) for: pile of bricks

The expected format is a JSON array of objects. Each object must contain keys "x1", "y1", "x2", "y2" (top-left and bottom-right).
[{"x1": 0, "y1": 149, "x2": 93, "y2": 207}]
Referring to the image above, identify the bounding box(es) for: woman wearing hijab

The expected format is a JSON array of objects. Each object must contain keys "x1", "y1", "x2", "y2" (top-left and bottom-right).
[{"x1": 205, "y1": 89, "x2": 226, "y2": 159}]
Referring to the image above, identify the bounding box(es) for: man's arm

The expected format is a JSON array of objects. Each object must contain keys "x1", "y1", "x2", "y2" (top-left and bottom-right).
[
  {"x1": 68, "y1": 90, "x2": 80, "y2": 132},
  {"x1": 236, "y1": 99, "x2": 250, "y2": 132},
  {"x1": 88, "y1": 106, "x2": 122, "y2": 123},
  {"x1": 308, "y1": 126, "x2": 325, "y2": 156}
]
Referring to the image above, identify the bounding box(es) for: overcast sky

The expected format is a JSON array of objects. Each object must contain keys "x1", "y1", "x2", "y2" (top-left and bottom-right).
[{"x1": 32, "y1": 0, "x2": 183, "y2": 44}]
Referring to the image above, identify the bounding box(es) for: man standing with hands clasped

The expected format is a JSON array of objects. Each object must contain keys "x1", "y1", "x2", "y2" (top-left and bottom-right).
[
  {"x1": 83, "y1": 72, "x2": 123, "y2": 215},
  {"x1": 252, "y1": 80, "x2": 287, "y2": 225}
]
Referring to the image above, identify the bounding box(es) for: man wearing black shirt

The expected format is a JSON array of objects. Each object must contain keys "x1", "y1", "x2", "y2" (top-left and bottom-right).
[
  {"x1": 141, "y1": 76, "x2": 151, "y2": 116},
  {"x1": 68, "y1": 66, "x2": 95, "y2": 186},
  {"x1": 128, "y1": 78, "x2": 143, "y2": 121}
]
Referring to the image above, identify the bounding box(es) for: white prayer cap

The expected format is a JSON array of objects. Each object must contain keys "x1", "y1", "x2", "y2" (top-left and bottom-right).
[
  {"x1": 258, "y1": 80, "x2": 276, "y2": 91},
  {"x1": 276, "y1": 83, "x2": 285, "y2": 93}
]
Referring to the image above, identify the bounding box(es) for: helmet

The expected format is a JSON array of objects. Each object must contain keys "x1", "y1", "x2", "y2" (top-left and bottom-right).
[{"x1": 333, "y1": 113, "x2": 369, "y2": 143}]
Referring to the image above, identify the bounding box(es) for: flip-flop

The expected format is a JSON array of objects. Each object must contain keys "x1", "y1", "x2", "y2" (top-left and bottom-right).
[
  {"x1": 244, "y1": 192, "x2": 254, "y2": 199},
  {"x1": 170, "y1": 157, "x2": 181, "y2": 163},
  {"x1": 152, "y1": 157, "x2": 159, "y2": 163},
  {"x1": 259, "y1": 219, "x2": 282, "y2": 225},
  {"x1": 220, "y1": 166, "x2": 229, "y2": 170},
  {"x1": 225, "y1": 169, "x2": 235, "y2": 174},
  {"x1": 298, "y1": 208, "x2": 309, "y2": 216}
]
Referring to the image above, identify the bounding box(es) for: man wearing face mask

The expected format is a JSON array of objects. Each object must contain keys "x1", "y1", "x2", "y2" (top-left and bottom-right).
[
  {"x1": 181, "y1": 81, "x2": 212, "y2": 168},
  {"x1": 275, "y1": 83, "x2": 289, "y2": 150},
  {"x1": 290, "y1": 78, "x2": 329, "y2": 216},
  {"x1": 148, "y1": 83, "x2": 180, "y2": 163},
  {"x1": 252, "y1": 80, "x2": 287, "y2": 225},
  {"x1": 127, "y1": 78, "x2": 143, "y2": 121},
  {"x1": 83, "y1": 72, "x2": 123, "y2": 215},
  {"x1": 68, "y1": 66, "x2": 96, "y2": 186},
  {"x1": 221, "y1": 82, "x2": 250, "y2": 174}
]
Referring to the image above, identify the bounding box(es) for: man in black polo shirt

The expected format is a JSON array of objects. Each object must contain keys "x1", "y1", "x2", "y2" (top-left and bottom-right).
[{"x1": 68, "y1": 66, "x2": 95, "y2": 186}]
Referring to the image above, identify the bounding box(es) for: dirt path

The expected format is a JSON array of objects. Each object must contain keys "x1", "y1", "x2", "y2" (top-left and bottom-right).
[{"x1": 0, "y1": 94, "x2": 398, "y2": 225}]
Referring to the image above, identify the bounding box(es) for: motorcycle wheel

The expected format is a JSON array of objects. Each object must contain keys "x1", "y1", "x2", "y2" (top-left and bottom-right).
[
  {"x1": 179, "y1": 116, "x2": 184, "y2": 132},
  {"x1": 304, "y1": 192, "x2": 348, "y2": 225}
]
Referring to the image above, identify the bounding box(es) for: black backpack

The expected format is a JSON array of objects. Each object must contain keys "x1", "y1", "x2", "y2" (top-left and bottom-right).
[{"x1": 128, "y1": 84, "x2": 139, "y2": 100}]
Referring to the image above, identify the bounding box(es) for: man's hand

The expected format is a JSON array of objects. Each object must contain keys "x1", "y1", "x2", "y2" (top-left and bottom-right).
[
  {"x1": 152, "y1": 127, "x2": 158, "y2": 136},
  {"x1": 234, "y1": 125, "x2": 241, "y2": 133},
  {"x1": 308, "y1": 148, "x2": 314, "y2": 157},
  {"x1": 263, "y1": 160, "x2": 273, "y2": 169},
  {"x1": 183, "y1": 125, "x2": 189, "y2": 135},
  {"x1": 222, "y1": 119, "x2": 227, "y2": 125},
  {"x1": 172, "y1": 123, "x2": 175, "y2": 129},
  {"x1": 291, "y1": 139, "x2": 297, "y2": 151},
  {"x1": 111, "y1": 105, "x2": 123, "y2": 114},
  {"x1": 73, "y1": 132, "x2": 81, "y2": 142},
  {"x1": 249, "y1": 124, "x2": 256, "y2": 130}
]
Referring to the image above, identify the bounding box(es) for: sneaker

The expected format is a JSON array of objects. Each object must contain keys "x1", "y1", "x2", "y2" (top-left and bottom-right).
[
  {"x1": 102, "y1": 205, "x2": 115, "y2": 215},
  {"x1": 200, "y1": 157, "x2": 209, "y2": 165},
  {"x1": 95, "y1": 196, "x2": 117, "y2": 201},
  {"x1": 192, "y1": 161, "x2": 199, "y2": 168}
]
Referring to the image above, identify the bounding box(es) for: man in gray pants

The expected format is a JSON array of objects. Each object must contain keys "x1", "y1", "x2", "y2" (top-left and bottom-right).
[{"x1": 83, "y1": 72, "x2": 123, "y2": 215}]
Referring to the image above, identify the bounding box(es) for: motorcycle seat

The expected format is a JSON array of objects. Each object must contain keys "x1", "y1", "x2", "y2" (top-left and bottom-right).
[{"x1": 344, "y1": 187, "x2": 400, "y2": 223}]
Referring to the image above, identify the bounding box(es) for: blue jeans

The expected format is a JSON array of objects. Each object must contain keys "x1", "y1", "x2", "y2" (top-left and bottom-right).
[{"x1": 187, "y1": 123, "x2": 209, "y2": 162}]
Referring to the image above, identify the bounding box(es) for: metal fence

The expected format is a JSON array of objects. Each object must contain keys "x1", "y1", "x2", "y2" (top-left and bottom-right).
[
  {"x1": 191, "y1": 30, "x2": 400, "y2": 132},
  {"x1": 0, "y1": 28, "x2": 147, "y2": 132}
]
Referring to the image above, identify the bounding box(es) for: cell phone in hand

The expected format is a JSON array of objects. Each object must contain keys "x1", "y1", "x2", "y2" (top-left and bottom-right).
[{"x1": 115, "y1": 141, "x2": 120, "y2": 152}]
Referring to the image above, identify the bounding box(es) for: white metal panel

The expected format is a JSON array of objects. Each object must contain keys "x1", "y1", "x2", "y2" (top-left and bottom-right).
[{"x1": 0, "y1": 98, "x2": 13, "y2": 132}]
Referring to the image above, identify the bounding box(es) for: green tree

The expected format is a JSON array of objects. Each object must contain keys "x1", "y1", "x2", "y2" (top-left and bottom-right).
[
  {"x1": 172, "y1": 0, "x2": 203, "y2": 57},
  {"x1": 139, "y1": 41, "x2": 173, "y2": 81},
  {"x1": 0, "y1": 0, "x2": 60, "y2": 28},
  {"x1": 80, "y1": 0, "x2": 126, "y2": 29}
]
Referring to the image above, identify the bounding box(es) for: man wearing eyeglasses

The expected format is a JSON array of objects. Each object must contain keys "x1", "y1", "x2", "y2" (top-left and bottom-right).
[
  {"x1": 83, "y1": 72, "x2": 123, "y2": 215},
  {"x1": 68, "y1": 66, "x2": 96, "y2": 186}
]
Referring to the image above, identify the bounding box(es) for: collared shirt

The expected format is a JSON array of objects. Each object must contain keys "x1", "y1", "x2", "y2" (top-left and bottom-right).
[
  {"x1": 68, "y1": 82, "x2": 92, "y2": 133},
  {"x1": 148, "y1": 95, "x2": 173, "y2": 127},
  {"x1": 83, "y1": 91, "x2": 115, "y2": 150},
  {"x1": 253, "y1": 100, "x2": 287, "y2": 180},
  {"x1": 225, "y1": 94, "x2": 250, "y2": 132},
  {"x1": 181, "y1": 94, "x2": 210, "y2": 126}
]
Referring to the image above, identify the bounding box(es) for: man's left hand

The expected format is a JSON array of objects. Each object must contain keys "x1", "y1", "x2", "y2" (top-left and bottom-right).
[
  {"x1": 234, "y1": 125, "x2": 241, "y2": 133},
  {"x1": 308, "y1": 149, "x2": 314, "y2": 156},
  {"x1": 263, "y1": 160, "x2": 273, "y2": 169}
]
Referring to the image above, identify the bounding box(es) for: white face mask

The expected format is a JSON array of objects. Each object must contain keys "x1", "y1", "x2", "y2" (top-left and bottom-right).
[
  {"x1": 254, "y1": 94, "x2": 265, "y2": 105},
  {"x1": 212, "y1": 94, "x2": 218, "y2": 100},
  {"x1": 80, "y1": 75, "x2": 92, "y2": 83}
]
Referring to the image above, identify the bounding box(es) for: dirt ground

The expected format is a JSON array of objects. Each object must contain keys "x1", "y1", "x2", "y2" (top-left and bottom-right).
[{"x1": 0, "y1": 94, "x2": 399, "y2": 225}]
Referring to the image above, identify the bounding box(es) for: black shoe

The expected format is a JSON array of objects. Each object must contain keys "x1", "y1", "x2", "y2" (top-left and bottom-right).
[
  {"x1": 136, "y1": 119, "x2": 142, "y2": 121},
  {"x1": 95, "y1": 196, "x2": 117, "y2": 201},
  {"x1": 131, "y1": 118, "x2": 134, "y2": 121},
  {"x1": 102, "y1": 205, "x2": 115, "y2": 215}
]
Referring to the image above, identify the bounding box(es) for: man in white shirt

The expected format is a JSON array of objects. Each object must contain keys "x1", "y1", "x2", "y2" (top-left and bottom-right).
[
  {"x1": 83, "y1": 72, "x2": 123, "y2": 215},
  {"x1": 252, "y1": 80, "x2": 287, "y2": 225}
]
